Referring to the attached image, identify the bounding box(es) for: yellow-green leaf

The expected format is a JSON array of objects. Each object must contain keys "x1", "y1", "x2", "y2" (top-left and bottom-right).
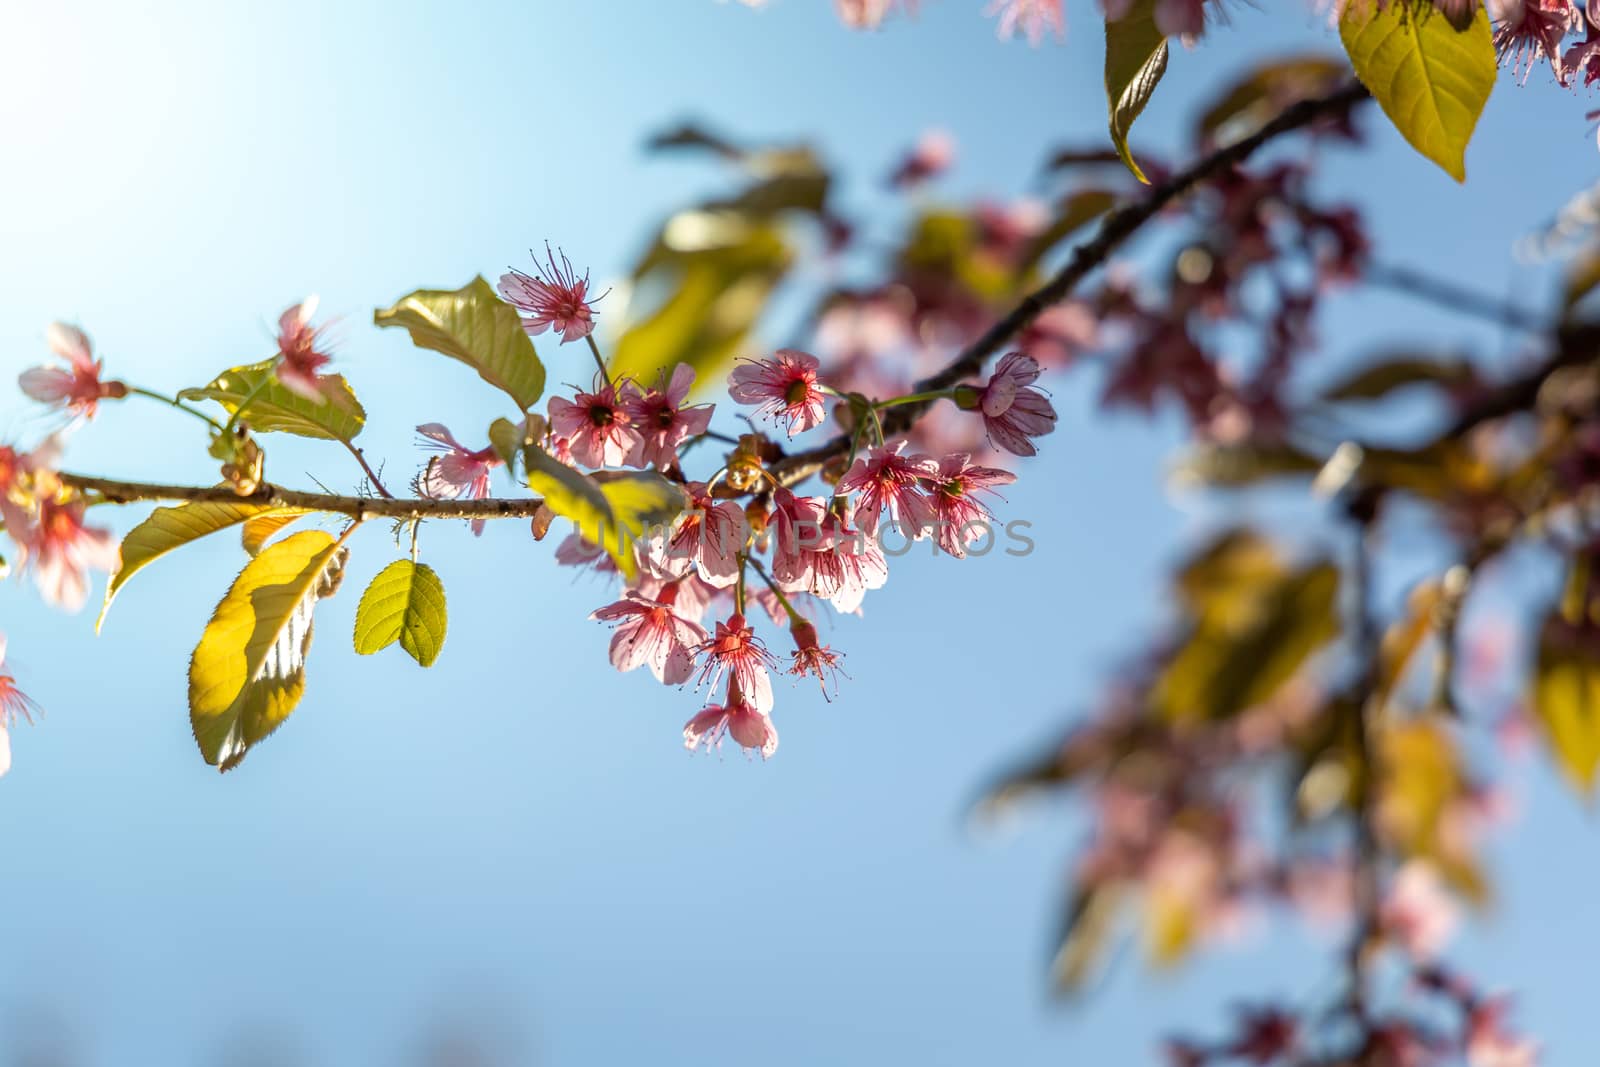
[
  {"x1": 1564, "y1": 242, "x2": 1600, "y2": 309},
  {"x1": 1195, "y1": 54, "x2": 1349, "y2": 147},
  {"x1": 488, "y1": 416, "x2": 525, "y2": 471},
  {"x1": 188, "y1": 530, "x2": 349, "y2": 772},
  {"x1": 609, "y1": 221, "x2": 791, "y2": 390},
  {"x1": 99, "y1": 501, "x2": 314, "y2": 633},
  {"x1": 1533, "y1": 615, "x2": 1600, "y2": 792},
  {"x1": 1155, "y1": 536, "x2": 1342, "y2": 723},
  {"x1": 1051, "y1": 885, "x2": 1121, "y2": 993},
  {"x1": 1104, "y1": 0, "x2": 1170, "y2": 184},
  {"x1": 523, "y1": 447, "x2": 687, "y2": 582},
  {"x1": 1339, "y1": 0, "x2": 1495, "y2": 182},
  {"x1": 180, "y1": 360, "x2": 366, "y2": 441},
  {"x1": 243, "y1": 510, "x2": 312, "y2": 556},
  {"x1": 353, "y1": 559, "x2": 447, "y2": 668},
  {"x1": 374, "y1": 276, "x2": 545, "y2": 412}
]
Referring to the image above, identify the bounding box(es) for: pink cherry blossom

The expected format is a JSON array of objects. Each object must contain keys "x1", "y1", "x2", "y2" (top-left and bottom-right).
[
  {"x1": 274, "y1": 297, "x2": 335, "y2": 404},
  {"x1": 836, "y1": 440, "x2": 938, "y2": 539},
  {"x1": 728, "y1": 349, "x2": 828, "y2": 436},
  {"x1": 985, "y1": 0, "x2": 1065, "y2": 44},
  {"x1": 1565, "y1": 19, "x2": 1600, "y2": 85},
  {"x1": 928, "y1": 453, "x2": 1016, "y2": 558},
  {"x1": 498, "y1": 244, "x2": 598, "y2": 344},
  {"x1": 1104, "y1": 0, "x2": 1211, "y2": 37},
  {"x1": 620, "y1": 364, "x2": 715, "y2": 470},
  {"x1": 0, "y1": 435, "x2": 60, "y2": 550},
  {"x1": 662, "y1": 483, "x2": 749, "y2": 588},
  {"x1": 1378, "y1": 861, "x2": 1458, "y2": 960},
  {"x1": 23, "y1": 497, "x2": 117, "y2": 612},
  {"x1": 964, "y1": 351, "x2": 1058, "y2": 457},
  {"x1": 692, "y1": 612, "x2": 777, "y2": 714},
  {"x1": 591, "y1": 586, "x2": 707, "y2": 685},
  {"x1": 19, "y1": 323, "x2": 125, "y2": 420},
  {"x1": 554, "y1": 531, "x2": 616, "y2": 574},
  {"x1": 637, "y1": 573, "x2": 720, "y2": 627},
  {"x1": 548, "y1": 380, "x2": 642, "y2": 468},
  {"x1": 888, "y1": 128, "x2": 955, "y2": 189},
  {"x1": 683, "y1": 684, "x2": 778, "y2": 759},
  {"x1": 788, "y1": 619, "x2": 847, "y2": 698},
  {"x1": 1225, "y1": 1007, "x2": 1298, "y2": 1064},
  {"x1": 1490, "y1": 0, "x2": 1580, "y2": 82},
  {"x1": 1017, "y1": 301, "x2": 1097, "y2": 368},
  {"x1": 835, "y1": 0, "x2": 919, "y2": 29},
  {"x1": 416, "y1": 423, "x2": 502, "y2": 536},
  {"x1": 0, "y1": 634, "x2": 39, "y2": 779},
  {"x1": 825, "y1": 525, "x2": 888, "y2": 614},
  {"x1": 769, "y1": 489, "x2": 841, "y2": 595},
  {"x1": 1466, "y1": 998, "x2": 1538, "y2": 1067}
]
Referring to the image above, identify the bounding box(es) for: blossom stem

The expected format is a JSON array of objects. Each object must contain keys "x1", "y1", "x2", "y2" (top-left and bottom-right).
[
  {"x1": 874, "y1": 389, "x2": 955, "y2": 410},
  {"x1": 340, "y1": 440, "x2": 394, "y2": 499},
  {"x1": 584, "y1": 334, "x2": 611, "y2": 386},
  {"x1": 735, "y1": 552, "x2": 748, "y2": 615},
  {"x1": 124, "y1": 386, "x2": 227, "y2": 433},
  {"x1": 746, "y1": 556, "x2": 803, "y2": 626},
  {"x1": 221, "y1": 376, "x2": 272, "y2": 438}
]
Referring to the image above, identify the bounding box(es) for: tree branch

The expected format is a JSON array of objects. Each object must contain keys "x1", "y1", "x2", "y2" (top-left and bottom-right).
[
  {"x1": 59, "y1": 473, "x2": 546, "y2": 521},
  {"x1": 771, "y1": 81, "x2": 1371, "y2": 485},
  {"x1": 1364, "y1": 261, "x2": 1552, "y2": 334},
  {"x1": 52, "y1": 85, "x2": 1373, "y2": 525},
  {"x1": 1443, "y1": 320, "x2": 1600, "y2": 438}
]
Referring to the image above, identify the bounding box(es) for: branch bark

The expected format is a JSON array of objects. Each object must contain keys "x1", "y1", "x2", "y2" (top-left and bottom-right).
[{"x1": 60, "y1": 473, "x2": 546, "y2": 521}]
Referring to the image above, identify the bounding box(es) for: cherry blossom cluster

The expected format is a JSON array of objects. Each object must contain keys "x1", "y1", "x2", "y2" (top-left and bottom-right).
[
  {"x1": 741, "y1": 0, "x2": 1600, "y2": 103},
  {"x1": 0, "y1": 327, "x2": 132, "y2": 777},
  {"x1": 489, "y1": 255, "x2": 1058, "y2": 759},
  {"x1": 1161, "y1": 964, "x2": 1537, "y2": 1067}
]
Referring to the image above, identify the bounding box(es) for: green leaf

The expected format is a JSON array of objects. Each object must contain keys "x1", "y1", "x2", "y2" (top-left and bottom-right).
[
  {"x1": 1339, "y1": 0, "x2": 1495, "y2": 182},
  {"x1": 180, "y1": 360, "x2": 366, "y2": 441},
  {"x1": 1104, "y1": 0, "x2": 1170, "y2": 184},
  {"x1": 1534, "y1": 575, "x2": 1600, "y2": 793},
  {"x1": 1017, "y1": 189, "x2": 1120, "y2": 276},
  {"x1": 188, "y1": 530, "x2": 349, "y2": 772},
  {"x1": 488, "y1": 417, "x2": 525, "y2": 470},
  {"x1": 1564, "y1": 242, "x2": 1600, "y2": 310},
  {"x1": 523, "y1": 446, "x2": 687, "y2": 582},
  {"x1": 1195, "y1": 55, "x2": 1349, "y2": 148},
  {"x1": 353, "y1": 559, "x2": 448, "y2": 668},
  {"x1": 1155, "y1": 534, "x2": 1342, "y2": 723},
  {"x1": 1319, "y1": 354, "x2": 1479, "y2": 401},
  {"x1": 99, "y1": 501, "x2": 314, "y2": 633},
  {"x1": 1051, "y1": 884, "x2": 1121, "y2": 993},
  {"x1": 374, "y1": 276, "x2": 546, "y2": 412},
  {"x1": 1169, "y1": 441, "x2": 1324, "y2": 489},
  {"x1": 610, "y1": 221, "x2": 791, "y2": 390}
]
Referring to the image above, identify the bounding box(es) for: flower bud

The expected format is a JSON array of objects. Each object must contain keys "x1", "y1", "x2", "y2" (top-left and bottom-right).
[{"x1": 790, "y1": 618, "x2": 820, "y2": 652}]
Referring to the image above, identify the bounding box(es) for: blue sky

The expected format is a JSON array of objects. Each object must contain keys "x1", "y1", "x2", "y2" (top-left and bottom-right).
[{"x1": 1, "y1": 1, "x2": 1598, "y2": 1064}]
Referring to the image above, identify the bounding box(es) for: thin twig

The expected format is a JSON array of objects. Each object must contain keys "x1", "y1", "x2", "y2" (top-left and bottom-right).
[
  {"x1": 1365, "y1": 262, "x2": 1552, "y2": 334},
  {"x1": 1343, "y1": 491, "x2": 1384, "y2": 1019},
  {"x1": 340, "y1": 439, "x2": 394, "y2": 499}
]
